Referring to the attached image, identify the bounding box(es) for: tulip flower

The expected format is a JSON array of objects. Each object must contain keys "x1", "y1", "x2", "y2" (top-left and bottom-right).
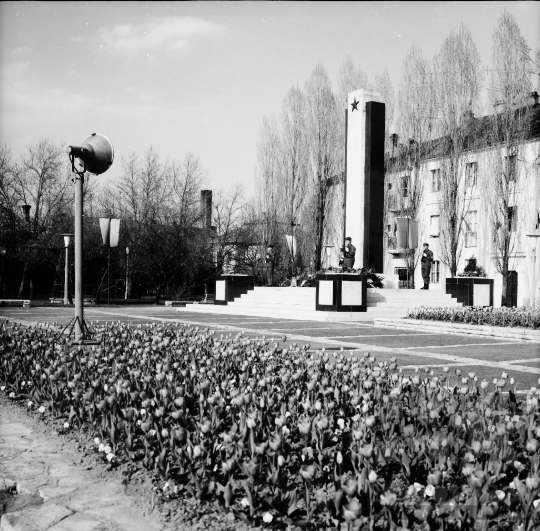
[
  {"x1": 526, "y1": 439, "x2": 538, "y2": 453},
  {"x1": 343, "y1": 499, "x2": 361, "y2": 521},
  {"x1": 300, "y1": 465, "x2": 316, "y2": 481}
]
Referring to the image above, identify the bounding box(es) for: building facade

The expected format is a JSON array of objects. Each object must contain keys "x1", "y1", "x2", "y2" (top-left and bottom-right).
[{"x1": 383, "y1": 104, "x2": 540, "y2": 307}]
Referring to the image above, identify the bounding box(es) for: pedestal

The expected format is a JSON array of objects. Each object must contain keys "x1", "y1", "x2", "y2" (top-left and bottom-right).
[
  {"x1": 214, "y1": 275, "x2": 255, "y2": 305},
  {"x1": 316, "y1": 274, "x2": 367, "y2": 312},
  {"x1": 446, "y1": 278, "x2": 494, "y2": 307}
]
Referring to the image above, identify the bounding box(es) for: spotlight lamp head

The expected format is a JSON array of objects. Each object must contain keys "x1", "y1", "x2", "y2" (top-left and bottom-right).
[{"x1": 68, "y1": 133, "x2": 114, "y2": 176}]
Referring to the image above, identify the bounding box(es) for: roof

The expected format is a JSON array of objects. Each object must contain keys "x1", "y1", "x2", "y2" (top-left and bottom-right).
[{"x1": 385, "y1": 103, "x2": 540, "y2": 171}]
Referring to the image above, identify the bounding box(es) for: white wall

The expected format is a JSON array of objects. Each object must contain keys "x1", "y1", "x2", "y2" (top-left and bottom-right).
[{"x1": 385, "y1": 137, "x2": 540, "y2": 306}]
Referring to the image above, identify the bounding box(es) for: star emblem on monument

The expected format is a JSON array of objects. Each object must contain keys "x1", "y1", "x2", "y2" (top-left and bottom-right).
[{"x1": 351, "y1": 98, "x2": 359, "y2": 112}]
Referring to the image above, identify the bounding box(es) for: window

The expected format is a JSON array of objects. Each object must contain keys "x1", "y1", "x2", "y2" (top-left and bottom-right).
[
  {"x1": 505, "y1": 155, "x2": 516, "y2": 182},
  {"x1": 401, "y1": 176, "x2": 409, "y2": 198},
  {"x1": 508, "y1": 206, "x2": 517, "y2": 232},
  {"x1": 430, "y1": 215, "x2": 440, "y2": 237},
  {"x1": 465, "y1": 162, "x2": 477, "y2": 188},
  {"x1": 431, "y1": 169, "x2": 441, "y2": 192},
  {"x1": 430, "y1": 260, "x2": 440, "y2": 284},
  {"x1": 465, "y1": 210, "x2": 477, "y2": 247},
  {"x1": 387, "y1": 182, "x2": 392, "y2": 191}
]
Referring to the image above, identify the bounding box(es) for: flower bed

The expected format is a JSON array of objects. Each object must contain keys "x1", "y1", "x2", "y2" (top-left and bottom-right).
[
  {"x1": 1, "y1": 320, "x2": 540, "y2": 530},
  {"x1": 406, "y1": 307, "x2": 540, "y2": 330}
]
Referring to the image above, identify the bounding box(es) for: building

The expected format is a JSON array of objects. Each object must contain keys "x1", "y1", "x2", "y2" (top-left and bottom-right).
[{"x1": 383, "y1": 98, "x2": 540, "y2": 307}]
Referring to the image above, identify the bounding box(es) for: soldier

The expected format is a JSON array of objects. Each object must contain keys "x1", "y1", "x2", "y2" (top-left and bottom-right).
[
  {"x1": 265, "y1": 244, "x2": 275, "y2": 286},
  {"x1": 343, "y1": 237, "x2": 356, "y2": 269},
  {"x1": 420, "y1": 242, "x2": 434, "y2": 289}
]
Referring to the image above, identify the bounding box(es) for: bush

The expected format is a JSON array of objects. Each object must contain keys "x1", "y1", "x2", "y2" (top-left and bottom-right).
[
  {"x1": 1, "y1": 320, "x2": 540, "y2": 529},
  {"x1": 407, "y1": 307, "x2": 540, "y2": 329}
]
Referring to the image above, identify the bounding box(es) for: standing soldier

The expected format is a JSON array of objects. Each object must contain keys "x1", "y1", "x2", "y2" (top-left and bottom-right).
[
  {"x1": 265, "y1": 244, "x2": 275, "y2": 287},
  {"x1": 343, "y1": 237, "x2": 356, "y2": 269},
  {"x1": 420, "y1": 243, "x2": 434, "y2": 289}
]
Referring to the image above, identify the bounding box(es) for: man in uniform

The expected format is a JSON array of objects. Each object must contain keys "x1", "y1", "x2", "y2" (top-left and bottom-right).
[
  {"x1": 420, "y1": 242, "x2": 433, "y2": 289},
  {"x1": 343, "y1": 237, "x2": 356, "y2": 269},
  {"x1": 265, "y1": 244, "x2": 275, "y2": 286}
]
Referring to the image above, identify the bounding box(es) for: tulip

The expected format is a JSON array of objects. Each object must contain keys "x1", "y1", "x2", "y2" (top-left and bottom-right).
[
  {"x1": 469, "y1": 470, "x2": 486, "y2": 489},
  {"x1": 414, "y1": 501, "x2": 433, "y2": 522},
  {"x1": 300, "y1": 465, "x2": 316, "y2": 481},
  {"x1": 262, "y1": 513, "x2": 273, "y2": 523},
  {"x1": 343, "y1": 499, "x2": 361, "y2": 521},
  {"x1": 427, "y1": 470, "x2": 441, "y2": 486},
  {"x1": 380, "y1": 491, "x2": 397, "y2": 507},
  {"x1": 368, "y1": 470, "x2": 378, "y2": 483},
  {"x1": 240, "y1": 497, "x2": 250, "y2": 508},
  {"x1": 526, "y1": 439, "x2": 538, "y2": 453},
  {"x1": 343, "y1": 478, "x2": 358, "y2": 496}
]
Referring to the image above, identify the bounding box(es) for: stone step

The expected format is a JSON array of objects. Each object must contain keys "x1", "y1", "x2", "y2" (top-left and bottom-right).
[{"x1": 230, "y1": 301, "x2": 460, "y2": 311}]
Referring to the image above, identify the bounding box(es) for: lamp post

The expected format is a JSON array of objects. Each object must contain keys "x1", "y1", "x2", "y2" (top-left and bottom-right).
[
  {"x1": 67, "y1": 133, "x2": 114, "y2": 341},
  {"x1": 61, "y1": 234, "x2": 73, "y2": 305},
  {"x1": 99, "y1": 217, "x2": 120, "y2": 306},
  {"x1": 0, "y1": 245, "x2": 6, "y2": 298},
  {"x1": 125, "y1": 246, "x2": 130, "y2": 300}
]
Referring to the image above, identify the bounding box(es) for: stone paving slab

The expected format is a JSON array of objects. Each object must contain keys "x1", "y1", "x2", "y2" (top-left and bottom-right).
[{"x1": 0, "y1": 402, "x2": 163, "y2": 531}]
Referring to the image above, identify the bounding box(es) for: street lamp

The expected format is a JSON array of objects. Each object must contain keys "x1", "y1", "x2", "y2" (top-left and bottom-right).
[
  {"x1": 99, "y1": 217, "x2": 120, "y2": 306},
  {"x1": 0, "y1": 245, "x2": 6, "y2": 298},
  {"x1": 125, "y1": 246, "x2": 130, "y2": 300},
  {"x1": 67, "y1": 133, "x2": 114, "y2": 341},
  {"x1": 61, "y1": 234, "x2": 73, "y2": 305}
]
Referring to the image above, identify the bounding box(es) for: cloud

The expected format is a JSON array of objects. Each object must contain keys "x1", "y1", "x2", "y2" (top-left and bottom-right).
[
  {"x1": 11, "y1": 46, "x2": 34, "y2": 56},
  {"x1": 99, "y1": 17, "x2": 228, "y2": 59},
  {"x1": 2, "y1": 61, "x2": 31, "y2": 81}
]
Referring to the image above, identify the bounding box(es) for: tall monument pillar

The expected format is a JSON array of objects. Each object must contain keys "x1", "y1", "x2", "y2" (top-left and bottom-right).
[{"x1": 344, "y1": 88, "x2": 386, "y2": 272}]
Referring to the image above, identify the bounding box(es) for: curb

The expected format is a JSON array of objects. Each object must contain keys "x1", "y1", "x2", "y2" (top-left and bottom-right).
[{"x1": 374, "y1": 318, "x2": 540, "y2": 342}]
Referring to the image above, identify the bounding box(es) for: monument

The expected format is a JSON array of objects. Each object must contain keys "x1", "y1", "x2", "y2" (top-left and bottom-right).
[{"x1": 344, "y1": 89, "x2": 386, "y2": 273}]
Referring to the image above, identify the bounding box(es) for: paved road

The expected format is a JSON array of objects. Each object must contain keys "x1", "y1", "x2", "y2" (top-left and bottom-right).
[{"x1": 1, "y1": 305, "x2": 539, "y2": 390}]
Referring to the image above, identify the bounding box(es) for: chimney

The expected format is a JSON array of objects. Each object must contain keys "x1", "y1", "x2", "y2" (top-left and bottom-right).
[{"x1": 200, "y1": 190, "x2": 212, "y2": 229}]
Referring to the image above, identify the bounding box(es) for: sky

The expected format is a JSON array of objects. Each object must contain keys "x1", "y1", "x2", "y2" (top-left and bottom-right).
[{"x1": 0, "y1": 1, "x2": 539, "y2": 197}]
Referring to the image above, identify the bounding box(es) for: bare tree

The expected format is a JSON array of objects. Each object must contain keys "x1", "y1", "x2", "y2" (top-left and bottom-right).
[
  {"x1": 255, "y1": 116, "x2": 281, "y2": 251},
  {"x1": 213, "y1": 183, "x2": 247, "y2": 275},
  {"x1": 484, "y1": 10, "x2": 534, "y2": 306},
  {"x1": 337, "y1": 54, "x2": 369, "y2": 110},
  {"x1": 374, "y1": 69, "x2": 396, "y2": 152},
  {"x1": 278, "y1": 85, "x2": 309, "y2": 274},
  {"x1": 390, "y1": 46, "x2": 437, "y2": 286},
  {"x1": 433, "y1": 24, "x2": 483, "y2": 277},
  {"x1": 304, "y1": 64, "x2": 341, "y2": 271},
  {"x1": 11, "y1": 140, "x2": 71, "y2": 298},
  {"x1": 105, "y1": 148, "x2": 210, "y2": 302}
]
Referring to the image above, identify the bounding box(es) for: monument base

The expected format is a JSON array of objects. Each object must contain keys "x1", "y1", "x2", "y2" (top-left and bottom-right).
[{"x1": 316, "y1": 274, "x2": 367, "y2": 312}]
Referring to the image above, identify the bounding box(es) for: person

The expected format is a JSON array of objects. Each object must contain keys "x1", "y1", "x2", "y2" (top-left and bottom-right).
[
  {"x1": 420, "y1": 242, "x2": 434, "y2": 289},
  {"x1": 265, "y1": 244, "x2": 275, "y2": 286},
  {"x1": 343, "y1": 237, "x2": 356, "y2": 269}
]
